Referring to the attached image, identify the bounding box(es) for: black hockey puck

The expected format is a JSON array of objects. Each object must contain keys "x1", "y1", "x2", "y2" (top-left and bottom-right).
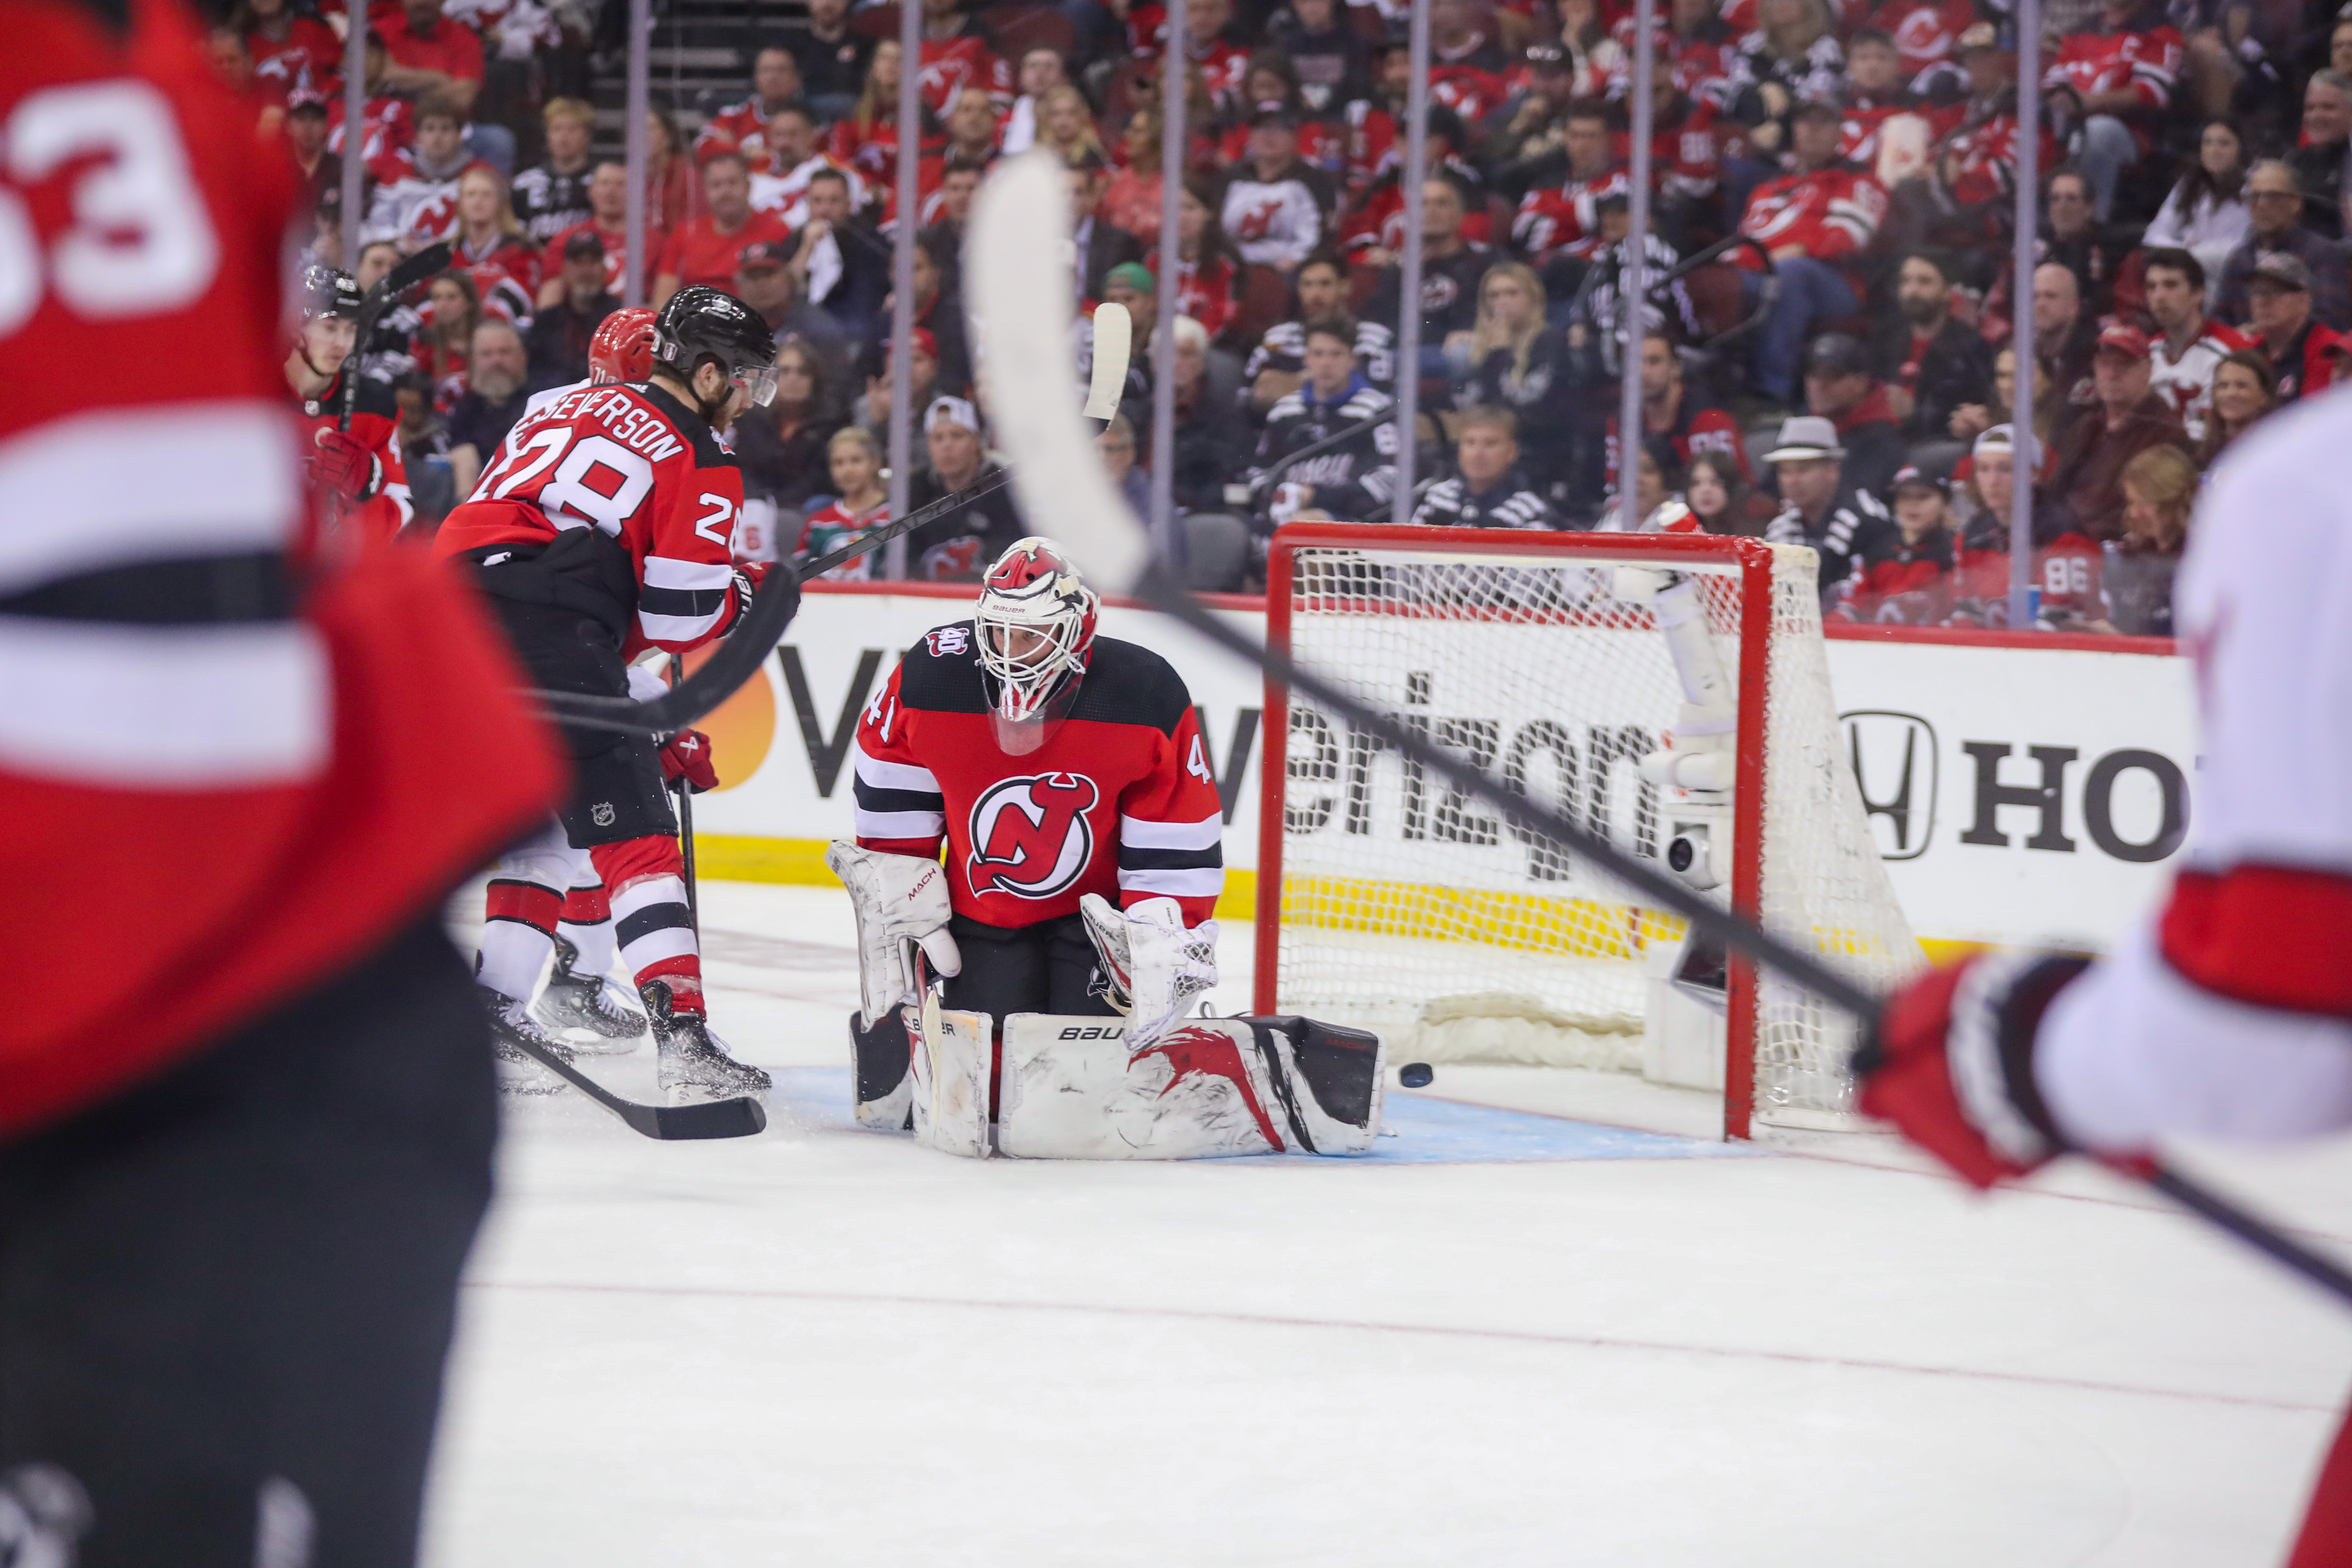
[{"x1": 1399, "y1": 1062, "x2": 1434, "y2": 1089}]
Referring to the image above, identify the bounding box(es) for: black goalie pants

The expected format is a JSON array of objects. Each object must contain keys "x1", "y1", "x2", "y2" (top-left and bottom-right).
[
  {"x1": 937, "y1": 912, "x2": 1121, "y2": 1023},
  {"x1": 0, "y1": 919, "x2": 496, "y2": 1568}
]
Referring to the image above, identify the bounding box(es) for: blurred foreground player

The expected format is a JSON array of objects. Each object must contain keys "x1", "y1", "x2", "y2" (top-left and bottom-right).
[
  {"x1": 0, "y1": 2, "x2": 561, "y2": 1562},
  {"x1": 435, "y1": 285, "x2": 791, "y2": 1099},
  {"x1": 1858, "y1": 390, "x2": 2352, "y2": 1566},
  {"x1": 284, "y1": 263, "x2": 414, "y2": 544},
  {"x1": 828, "y1": 540, "x2": 1384, "y2": 1160}
]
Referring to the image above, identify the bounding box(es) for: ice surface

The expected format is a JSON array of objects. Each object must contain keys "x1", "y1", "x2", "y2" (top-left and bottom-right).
[{"x1": 424, "y1": 882, "x2": 2352, "y2": 1567}]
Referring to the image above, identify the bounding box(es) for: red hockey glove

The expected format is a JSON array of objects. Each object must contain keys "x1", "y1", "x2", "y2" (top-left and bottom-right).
[
  {"x1": 1856, "y1": 953, "x2": 2092, "y2": 1189},
  {"x1": 659, "y1": 728, "x2": 719, "y2": 793},
  {"x1": 311, "y1": 429, "x2": 378, "y2": 501}
]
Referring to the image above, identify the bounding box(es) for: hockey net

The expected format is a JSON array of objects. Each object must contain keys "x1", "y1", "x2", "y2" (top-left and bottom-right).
[{"x1": 1250, "y1": 524, "x2": 1924, "y2": 1137}]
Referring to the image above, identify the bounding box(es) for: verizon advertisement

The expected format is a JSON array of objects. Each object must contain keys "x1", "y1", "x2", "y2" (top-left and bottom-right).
[{"x1": 687, "y1": 585, "x2": 2196, "y2": 953}]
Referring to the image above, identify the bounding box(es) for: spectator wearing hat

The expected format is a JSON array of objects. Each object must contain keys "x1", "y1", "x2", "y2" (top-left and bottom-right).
[
  {"x1": 735, "y1": 239, "x2": 853, "y2": 380},
  {"x1": 1413, "y1": 407, "x2": 1562, "y2": 529},
  {"x1": 1761, "y1": 414, "x2": 1896, "y2": 607},
  {"x1": 2048, "y1": 323, "x2": 2187, "y2": 542},
  {"x1": 2141, "y1": 247, "x2": 2250, "y2": 441},
  {"x1": 652, "y1": 150, "x2": 790, "y2": 305},
  {"x1": 1874, "y1": 249, "x2": 1992, "y2": 460},
  {"x1": 2242, "y1": 252, "x2": 2330, "y2": 401},
  {"x1": 907, "y1": 395, "x2": 1027, "y2": 580},
  {"x1": 282, "y1": 91, "x2": 341, "y2": 214},
  {"x1": 1732, "y1": 99, "x2": 1888, "y2": 405},
  {"x1": 1835, "y1": 466, "x2": 1956, "y2": 625},
  {"x1": 1217, "y1": 105, "x2": 1337, "y2": 273},
  {"x1": 1949, "y1": 423, "x2": 2099, "y2": 629},
  {"x1": 2215, "y1": 160, "x2": 2350, "y2": 331},
  {"x1": 2288, "y1": 70, "x2": 2352, "y2": 242},
  {"x1": 1801, "y1": 332, "x2": 1906, "y2": 501},
  {"x1": 522, "y1": 229, "x2": 619, "y2": 391}
]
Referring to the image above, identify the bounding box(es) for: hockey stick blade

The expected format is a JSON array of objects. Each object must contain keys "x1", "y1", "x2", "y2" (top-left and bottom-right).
[
  {"x1": 530, "y1": 296, "x2": 1135, "y2": 736},
  {"x1": 509, "y1": 1032, "x2": 766, "y2": 1139},
  {"x1": 963, "y1": 146, "x2": 2352, "y2": 1313},
  {"x1": 341, "y1": 241, "x2": 453, "y2": 433}
]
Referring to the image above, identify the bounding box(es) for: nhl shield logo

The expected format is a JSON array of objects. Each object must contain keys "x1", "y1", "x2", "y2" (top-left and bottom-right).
[
  {"x1": 591, "y1": 801, "x2": 617, "y2": 827},
  {"x1": 967, "y1": 773, "x2": 1100, "y2": 898}
]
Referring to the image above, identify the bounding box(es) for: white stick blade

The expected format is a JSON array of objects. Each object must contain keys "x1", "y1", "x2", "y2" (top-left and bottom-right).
[
  {"x1": 1084, "y1": 302, "x2": 1133, "y2": 421},
  {"x1": 965, "y1": 151, "x2": 1150, "y2": 591}
]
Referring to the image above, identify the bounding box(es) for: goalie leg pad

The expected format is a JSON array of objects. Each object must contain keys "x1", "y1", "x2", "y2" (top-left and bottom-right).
[
  {"x1": 907, "y1": 992, "x2": 993, "y2": 1158},
  {"x1": 998, "y1": 1016, "x2": 1287, "y2": 1159},
  {"x1": 850, "y1": 1007, "x2": 916, "y2": 1130},
  {"x1": 1248, "y1": 1017, "x2": 1387, "y2": 1156}
]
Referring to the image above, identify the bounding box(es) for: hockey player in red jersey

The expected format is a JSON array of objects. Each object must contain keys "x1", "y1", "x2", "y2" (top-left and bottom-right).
[
  {"x1": 2, "y1": 0, "x2": 561, "y2": 1559},
  {"x1": 285, "y1": 263, "x2": 414, "y2": 543},
  {"x1": 827, "y1": 540, "x2": 1386, "y2": 1161},
  {"x1": 436, "y1": 285, "x2": 794, "y2": 1098},
  {"x1": 1857, "y1": 389, "x2": 2352, "y2": 1564}
]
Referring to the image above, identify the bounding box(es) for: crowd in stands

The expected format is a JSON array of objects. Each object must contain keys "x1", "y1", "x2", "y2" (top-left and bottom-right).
[{"x1": 210, "y1": 0, "x2": 2352, "y2": 629}]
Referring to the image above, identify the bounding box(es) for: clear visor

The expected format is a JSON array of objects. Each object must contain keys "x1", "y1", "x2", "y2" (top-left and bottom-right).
[{"x1": 732, "y1": 362, "x2": 779, "y2": 408}]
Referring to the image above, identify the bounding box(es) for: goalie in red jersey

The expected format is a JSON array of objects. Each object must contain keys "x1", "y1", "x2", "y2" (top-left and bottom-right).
[
  {"x1": 435, "y1": 284, "x2": 796, "y2": 1100},
  {"x1": 827, "y1": 539, "x2": 1385, "y2": 1161}
]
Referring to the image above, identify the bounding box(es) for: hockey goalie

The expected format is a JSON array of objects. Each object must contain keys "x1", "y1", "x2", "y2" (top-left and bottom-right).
[{"x1": 827, "y1": 538, "x2": 1386, "y2": 1159}]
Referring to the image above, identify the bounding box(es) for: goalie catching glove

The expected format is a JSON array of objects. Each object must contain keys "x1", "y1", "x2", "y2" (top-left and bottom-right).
[
  {"x1": 1078, "y1": 893, "x2": 1218, "y2": 1048},
  {"x1": 827, "y1": 842, "x2": 962, "y2": 1028}
]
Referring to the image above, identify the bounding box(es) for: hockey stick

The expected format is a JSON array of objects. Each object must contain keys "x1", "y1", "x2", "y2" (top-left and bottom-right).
[
  {"x1": 505, "y1": 1031, "x2": 767, "y2": 1139},
  {"x1": 965, "y1": 149, "x2": 2352, "y2": 1312},
  {"x1": 338, "y1": 240, "x2": 453, "y2": 435},
  {"x1": 524, "y1": 303, "x2": 1137, "y2": 738},
  {"x1": 668, "y1": 652, "x2": 698, "y2": 926}
]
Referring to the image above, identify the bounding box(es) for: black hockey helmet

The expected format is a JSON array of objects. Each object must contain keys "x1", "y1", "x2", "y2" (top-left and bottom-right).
[
  {"x1": 650, "y1": 285, "x2": 779, "y2": 408},
  {"x1": 298, "y1": 263, "x2": 364, "y2": 323}
]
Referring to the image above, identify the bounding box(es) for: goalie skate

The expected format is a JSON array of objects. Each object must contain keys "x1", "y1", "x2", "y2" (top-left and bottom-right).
[{"x1": 532, "y1": 935, "x2": 647, "y2": 1052}]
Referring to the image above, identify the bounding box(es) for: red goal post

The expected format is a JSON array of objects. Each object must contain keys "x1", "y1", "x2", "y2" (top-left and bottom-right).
[{"x1": 1251, "y1": 521, "x2": 1914, "y2": 1140}]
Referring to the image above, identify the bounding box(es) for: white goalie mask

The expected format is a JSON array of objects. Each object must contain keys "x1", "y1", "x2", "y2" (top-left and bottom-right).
[{"x1": 974, "y1": 537, "x2": 1100, "y2": 740}]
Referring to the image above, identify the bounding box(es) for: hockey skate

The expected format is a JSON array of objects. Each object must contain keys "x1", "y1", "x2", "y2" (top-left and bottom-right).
[
  {"x1": 531, "y1": 935, "x2": 647, "y2": 1052},
  {"x1": 482, "y1": 989, "x2": 577, "y2": 1095},
  {"x1": 642, "y1": 980, "x2": 771, "y2": 1099}
]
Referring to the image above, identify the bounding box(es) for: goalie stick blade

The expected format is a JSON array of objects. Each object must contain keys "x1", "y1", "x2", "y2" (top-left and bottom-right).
[
  {"x1": 967, "y1": 151, "x2": 1148, "y2": 590},
  {"x1": 1084, "y1": 301, "x2": 1133, "y2": 421},
  {"x1": 508, "y1": 1033, "x2": 767, "y2": 1141}
]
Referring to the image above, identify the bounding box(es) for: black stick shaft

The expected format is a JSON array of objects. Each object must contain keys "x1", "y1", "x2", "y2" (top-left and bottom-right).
[{"x1": 2147, "y1": 1168, "x2": 2352, "y2": 1309}]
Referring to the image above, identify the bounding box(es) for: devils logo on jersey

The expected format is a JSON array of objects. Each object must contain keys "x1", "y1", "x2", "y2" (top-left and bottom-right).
[{"x1": 968, "y1": 772, "x2": 1100, "y2": 898}]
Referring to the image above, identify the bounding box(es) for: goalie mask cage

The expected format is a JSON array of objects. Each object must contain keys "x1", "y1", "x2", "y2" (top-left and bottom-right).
[{"x1": 1250, "y1": 523, "x2": 1924, "y2": 1140}]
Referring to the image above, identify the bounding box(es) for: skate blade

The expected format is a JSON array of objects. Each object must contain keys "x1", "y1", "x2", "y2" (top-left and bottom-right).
[{"x1": 659, "y1": 1075, "x2": 772, "y2": 1106}]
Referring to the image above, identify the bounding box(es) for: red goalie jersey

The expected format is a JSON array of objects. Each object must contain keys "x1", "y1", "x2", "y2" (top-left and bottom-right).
[
  {"x1": 852, "y1": 627, "x2": 1226, "y2": 930},
  {"x1": 433, "y1": 380, "x2": 749, "y2": 657}
]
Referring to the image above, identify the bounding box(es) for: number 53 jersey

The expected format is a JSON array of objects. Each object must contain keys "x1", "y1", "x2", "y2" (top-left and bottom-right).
[
  {"x1": 852, "y1": 625, "x2": 1227, "y2": 930},
  {"x1": 434, "y1": 380, "x2": 745, "y2": 655}
]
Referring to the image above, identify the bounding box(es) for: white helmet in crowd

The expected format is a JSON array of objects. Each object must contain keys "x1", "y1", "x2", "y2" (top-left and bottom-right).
[{"x1": 974, "y1": 538, "x2": 1100, "y2": 729}]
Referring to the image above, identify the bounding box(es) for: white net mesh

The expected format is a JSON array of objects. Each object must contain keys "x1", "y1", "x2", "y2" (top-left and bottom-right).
[{"x1": 1265, "y1": 533, "x2": 1924, "y2": 1122}]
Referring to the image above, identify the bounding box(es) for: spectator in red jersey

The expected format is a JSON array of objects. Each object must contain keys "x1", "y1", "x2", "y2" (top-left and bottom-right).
[
  {"x1": 411, "y1": 269, "x2": 481, "y2": 412},
  {"x1": 362, "y1": 97, "x2": 469, "y2": 248},
  {"x1": 2142, "y1": 119, "x2": 2251, "y2": 282},
  {"x1": 917, "y1": 0, "x2": 1013, "y2": 116},
  {"x1": 523, "y1": 229, "x2": 619, "y2": 390},
  {"x1": 2191, "y1": 346, "x2": 2275, "y2": 466},
  {"x1": 380, "y1": 0, "x2": 485, "y2": 125},
  {"x1": 2091, "y1": 443, "x2": 2196, "y2": 634},
  {"x1": 1218, "y1": 52, "x2": 1343, "y2": 172},
  {"x1": 1608, "y1": 331, "x2": 1752, "y2": 493},
  {"x1": 1179, "y1": 0, "x2": 1255, "y2": 109},
  {"x1": 2242, "y1": 251, "x2": 2329, "y2": 401},
  {"x1": 2214, "y1": 160, "x2": 2349, "y2": 329},
  {"x1": 1837, "y1": 466, "x2": 1956, "y2": 624},
  {"x1": 653, "y1": 150, "x2": 790, "y2": 306},
  {"x1": 2287, "y1": 70, "x2": 2352, "y2": 242},
  {"x1": 1802, "y1": 331, "x2": 1907, "y2": 500},
  {"x1": 1834, "y1": 28, "x2": 1918, "y2": 169},
  {"x1": 1104, "y1": 105, "x2": 1170, "y2": 239},
  {"x1": 535, "y1": 159, "x2": 645, "y2": 309},
  {"x1": 1734, "y1": 99, "x2": 1886, "y2": 405},
  {"x1": 236, "y1": 0, "x2": 341, "y2": 96},
  {"x1": 1862, "y1": 0, "x2": 1975, "y2": 88},
  {"x1": 2048, "y1": 323, "x2": 2188, "y2": 542},
  {"x1": 645, "y1": 108, "x2": 694, "y2": 231},
  {"x1": 2039, "y1": 0, "x2": 2183, "y2": 220},
  {"x1": 326, "y1": 31, "x2": 409, "y2": 162},
  {"x1": 2141, "y1": 247, "x2": 2248, "y2": 440},
  {"x1": 1145, "y1": 177, "x2": 1245, "y2": 344},
  {"x1": 1946, "y1": 423, "x2": 2091, "y2": 629},
  {"x1": 450, "y1": 165, "x2": 540, "y2": 322},
  {"x1": 695, "y1": 45, "x2": 805, "y2": 174},
  {"x1": 444, "y1": 318, "x2": 531, "y2": 499},
  {"x1": 1875, "y1": 248, "x2": 1992, "y2": 455},
  {"x1": 750, "y1": 103, "x2": 869, "y2": 226},
  {"x1": 1508, "y1": 99, "x2": 1626, "y2": 268},
  {"x1": 829, "y1": 40, "x2": 934, "y2": 181}
]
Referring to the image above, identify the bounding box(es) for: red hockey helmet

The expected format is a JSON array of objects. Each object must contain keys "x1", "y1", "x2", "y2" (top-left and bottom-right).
[
  {"x1": 974, "y1": 537, "x2": 1100, "y2": 724},
  {"x1": 589, "y1": 306, "x2": 658, "y2": 384}
]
